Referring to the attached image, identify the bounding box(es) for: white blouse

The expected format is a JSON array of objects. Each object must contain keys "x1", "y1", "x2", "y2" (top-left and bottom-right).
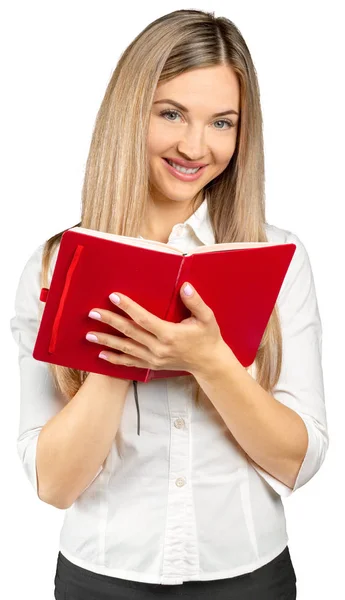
[{"x1": 10, "y1": 196, "x2": 328, "y2": 585}]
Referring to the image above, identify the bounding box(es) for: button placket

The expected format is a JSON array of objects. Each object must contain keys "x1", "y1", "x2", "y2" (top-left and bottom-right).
[{"x1": 161, "y1": 379, "x2": 190, "y2": 580}]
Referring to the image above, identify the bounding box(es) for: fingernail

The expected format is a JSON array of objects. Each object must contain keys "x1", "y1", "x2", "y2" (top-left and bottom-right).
[
  {"x1": 86, "y1": 333, "x2": 98, "y2": 342},
  {"x1": 183, "y1": 283, "x2": 193, "y2": 296},
  {"x1": 89, "y1": 310, "x2": 102, "y2": 319},
  {"x1": 109, "y1": 293, "x2": 121, "y2": 304}
]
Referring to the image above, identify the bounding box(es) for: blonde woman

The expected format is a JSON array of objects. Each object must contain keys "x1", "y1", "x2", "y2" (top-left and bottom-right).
[{"x1": 10, "y1": 9, "x2": 328, "y2": 600}]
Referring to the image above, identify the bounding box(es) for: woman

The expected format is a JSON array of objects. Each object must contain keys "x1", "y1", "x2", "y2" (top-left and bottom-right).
[{"x1": 10, "y1": 9, "x2": 328, "y2": 600}]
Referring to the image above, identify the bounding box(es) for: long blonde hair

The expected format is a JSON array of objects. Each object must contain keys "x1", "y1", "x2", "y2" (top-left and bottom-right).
[{"x1": 40, "y1": 9, "x2": 282, "y2": 407}]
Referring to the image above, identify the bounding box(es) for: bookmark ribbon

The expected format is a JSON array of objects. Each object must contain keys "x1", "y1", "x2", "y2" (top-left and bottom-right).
[{"x1": 49, "y1": 244, "x2": 85, "y2": 353}]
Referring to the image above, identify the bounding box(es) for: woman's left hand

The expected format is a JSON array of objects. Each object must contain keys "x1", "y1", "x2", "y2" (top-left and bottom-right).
[{"x1": 86, "y1": 281, "x2": 227, "y2": 377}]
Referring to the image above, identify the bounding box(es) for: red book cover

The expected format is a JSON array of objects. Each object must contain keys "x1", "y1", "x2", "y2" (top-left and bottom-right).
[{"x1": 33, "y1": 227, "x2": 296, "y2": 382}]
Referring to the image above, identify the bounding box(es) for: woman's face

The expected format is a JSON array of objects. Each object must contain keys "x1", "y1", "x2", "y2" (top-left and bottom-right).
[{"x1": 147, "y1": 64, "x2": 240, "y2": 206}]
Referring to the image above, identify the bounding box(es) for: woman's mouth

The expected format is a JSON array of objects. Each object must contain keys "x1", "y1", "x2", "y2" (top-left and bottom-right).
[{"x1": 162, "y1": 157, "x2": 207, "y2": 182}]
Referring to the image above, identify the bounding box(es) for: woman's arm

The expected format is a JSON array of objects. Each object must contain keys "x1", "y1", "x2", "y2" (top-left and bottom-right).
[
  {"x1": 192, "y1": 232, "x2": 328, "y2": 496},
  {"x1": 193, "y1": 345, "x2": 308, "y2": 490},
  {"x1": 36, "y1": 373, "x2": 130, "y2": 508},
  {"x1": 10, "y1": 244, "x2": 130, "y2": 510}
]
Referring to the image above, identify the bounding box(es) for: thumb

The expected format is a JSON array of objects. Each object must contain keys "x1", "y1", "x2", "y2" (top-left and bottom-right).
[{"x1": 180, "y1": 282, "x2": 211, "y2": 324}]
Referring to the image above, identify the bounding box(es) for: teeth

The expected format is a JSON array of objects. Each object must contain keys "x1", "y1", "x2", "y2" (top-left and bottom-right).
[{"x1": 167, "y1": 159, "x2": 201, "y2": 174}]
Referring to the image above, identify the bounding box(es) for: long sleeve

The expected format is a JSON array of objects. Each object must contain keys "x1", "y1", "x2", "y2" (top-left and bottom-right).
[
  {"x1": 248, "y1": 232, "x2": 329, "y2": 497},
  {"x1": 9, "y1": 243, "x2": 102, "y2": 499}
]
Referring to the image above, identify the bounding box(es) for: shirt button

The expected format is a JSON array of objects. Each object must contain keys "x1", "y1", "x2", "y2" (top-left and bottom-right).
[
  {"x1": 175, "y1": 477, "x2": 186, "y2": 487},
  {"x1": 174, "y1": 418, "x2": 185, "y2": 429}
]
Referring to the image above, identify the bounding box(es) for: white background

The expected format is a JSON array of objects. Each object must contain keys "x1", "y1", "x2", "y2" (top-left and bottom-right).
[{"x1": 2, "y1": 1, "x2": 343, "y2": 598}]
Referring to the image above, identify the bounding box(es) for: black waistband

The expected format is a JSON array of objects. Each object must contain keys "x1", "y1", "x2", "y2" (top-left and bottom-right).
[{"x1": 56, "y1": 545, "x2": 295, "y2": 595}]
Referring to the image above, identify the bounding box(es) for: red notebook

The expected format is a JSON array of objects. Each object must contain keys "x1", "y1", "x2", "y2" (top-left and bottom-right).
[{"x1": 32, "y1": 226, "x2": 296, "y2": 382}]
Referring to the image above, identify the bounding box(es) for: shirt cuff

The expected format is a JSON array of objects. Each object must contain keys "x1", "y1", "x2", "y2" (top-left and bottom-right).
[
  {"x1": 17, "y1": 428, "x2": 42, "y2": 496},
  {"x1": 248, "y1": 411, "x2": 328, "y2": 498},
  {"x1": 249, "y1": 461, "x2": 294, "y2": 497},
  {"x1": 17, "y1": 428, "x2": 104, "y2": 501}
]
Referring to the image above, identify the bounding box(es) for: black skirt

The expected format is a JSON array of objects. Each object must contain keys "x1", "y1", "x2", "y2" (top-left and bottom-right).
[{"x1": 54, "y1": 545, "x2": 297, "y2": 599}]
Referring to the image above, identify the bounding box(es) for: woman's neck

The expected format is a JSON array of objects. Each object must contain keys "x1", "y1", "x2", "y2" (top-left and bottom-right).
[{"x1": 141, "y1": 193, "x2": 204, "y2": 243}]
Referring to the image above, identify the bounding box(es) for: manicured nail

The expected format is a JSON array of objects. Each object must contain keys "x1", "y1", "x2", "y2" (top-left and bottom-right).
[
  {"x1": 89, "y1": 310, "x2": 102, "y2": 319},
  {"x1": 86, "y1": 333, "x2": 98, "y2": 342},
  {"x1": 109, "y1": 293, "x2": 121, "y2": 304},
  {"x1": 183, "y1": 283, "x2": 193, "y2": 296}
]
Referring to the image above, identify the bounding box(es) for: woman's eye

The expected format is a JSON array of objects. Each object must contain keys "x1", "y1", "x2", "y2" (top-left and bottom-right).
[
  {"x1": 159, "y1": 109, "x2": 234, "y2": 130},
  {"x1": 160, "y1": 109, "x2": 182, "y2": 123}
]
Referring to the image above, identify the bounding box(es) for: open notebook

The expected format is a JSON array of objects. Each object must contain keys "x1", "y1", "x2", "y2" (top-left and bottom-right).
[
  {"x1": 33, "y1": 225, "x2": 296, "y2": 381},
  {"x1": 32, "y1": 226, "x2": 296, "y2": 435}
]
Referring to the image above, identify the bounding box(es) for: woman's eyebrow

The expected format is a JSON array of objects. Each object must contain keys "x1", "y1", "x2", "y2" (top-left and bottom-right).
[{"x1": 153, "y1": 98, "x2": 239, "y2": 117}]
